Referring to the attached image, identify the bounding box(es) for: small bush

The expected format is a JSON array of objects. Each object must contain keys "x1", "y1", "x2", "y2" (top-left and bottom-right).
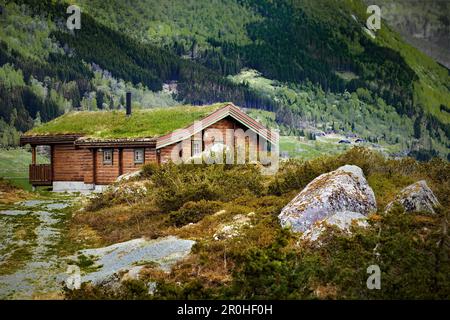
[
  {"x1": 153, "y1": 163, "x2": 263, "y2": 212},
  {"x1": 169, "y1": 200, "x2": 223, "y2": 227},
  {"x1": 141, "y1": 163, "x2": 159, "y2": 178}
]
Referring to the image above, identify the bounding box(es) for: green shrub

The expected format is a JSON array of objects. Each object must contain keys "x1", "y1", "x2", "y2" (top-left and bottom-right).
[
  {"x1": 226, "y1": 207, "x2": 450, "y2": 299},
  {"x1": 141, "y1": 163, "x2": 159, "y2": 178},
  {"x1": 169, "y1": 200, "x2": 223, "y2": 227},
  {"x1": 152, "y1": 163, "x2": 263, "y2": 212}
]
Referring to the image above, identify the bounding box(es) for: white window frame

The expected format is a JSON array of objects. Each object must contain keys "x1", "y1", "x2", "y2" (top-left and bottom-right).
[
  {"x1": 134, "y1": 148, "x2": 144, "y2": 164},
  {"x1": 192, "y1": 140, "x2": 202, "y2": 156},
  {"x1": 103, "y1": 149, "x2": 113, "y2": 165}
]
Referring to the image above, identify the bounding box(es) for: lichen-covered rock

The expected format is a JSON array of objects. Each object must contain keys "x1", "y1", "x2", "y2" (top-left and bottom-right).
[
  {"x1": 385, "y1": 180, "x2": 440, "y2": 214},
  {"x1": 213, "y1": 213, "x2": 253, "y2": 240},
  {"x1": 302, "y1": 211, "x2": 369, "y2": 242},
  {"x1": 278, "y1": 165, "x2": 376, "y2": 232},
  {"x1": 72, "y1": 236, "x2": 195, "y2": 285},
  {"x1": 116, "y1": 169, "x2": 143, "y2": 183}
]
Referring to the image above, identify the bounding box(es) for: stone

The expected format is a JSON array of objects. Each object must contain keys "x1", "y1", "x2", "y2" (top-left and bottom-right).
[
  {"x1": 278, "y1": 165, "x2": 376, "y2": 233},
  {"x1": 213, "y1": 213, "x2": 252, "y2": 240},
  {"x1": 385, "y1": 180, "x2": 440, "y2": 214},
  {"x1": 302, "y1": 211, "x2": 369, "y2": 242},
  {"x1": 116, "y1": 169, "x2": 143, "y2": 183},
  {"x1": 72, "y1": 236, "x2": 195, "y2": 285}
]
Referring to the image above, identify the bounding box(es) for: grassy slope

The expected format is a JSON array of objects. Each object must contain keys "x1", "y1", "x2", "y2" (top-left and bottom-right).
[
  {"x1": 0, "y1": 148, "x2": 48, "y2": 190},
  {"x1": 27, "y1": 104, "x2": 226, "y2": 139},
  {"x1": 344, "y1": 0, "x2": 450, "y2": 124},
  {"x1": 78, "y1": 0, "x2": 450, "y2": 125},
  {"x1": 74, "y1": 0, "x2": 261, "y2": 48},
  {"x1": 66, "y1": 148, "x2": 450, "y2": 299}
]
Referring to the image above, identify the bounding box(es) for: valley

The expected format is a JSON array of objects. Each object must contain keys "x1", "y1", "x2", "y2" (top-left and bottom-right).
[
  {"x1": 0, "y1": 0, "x2": 449, "y2": 301},
  {"x1": 0, "y1": 0, "x2": 449, "y2": 161}
]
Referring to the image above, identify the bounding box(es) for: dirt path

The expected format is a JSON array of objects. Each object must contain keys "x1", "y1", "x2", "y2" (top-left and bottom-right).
[{"x1": 0, "y1": 198, "x2": 73, "y2": 299}]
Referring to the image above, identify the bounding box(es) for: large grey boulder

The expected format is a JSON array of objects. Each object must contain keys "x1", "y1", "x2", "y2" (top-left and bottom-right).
[
  {"x1": 302, "y1": 211, "x2": 369, "y2": 242},
  {"x1": 71, "y1": 236, "x2": 195, "y2": 285},
  {"x1": 385, "y1": 180, "x2": 440, "y2": 214},
  {"x1": 278, "y1": 165, "x2": 377, "y2": 232}
]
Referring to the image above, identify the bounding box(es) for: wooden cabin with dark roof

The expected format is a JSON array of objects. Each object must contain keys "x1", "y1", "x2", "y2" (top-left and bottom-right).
[{"x1": 20, "y1": 102, "x2": 277, "y2": 192}]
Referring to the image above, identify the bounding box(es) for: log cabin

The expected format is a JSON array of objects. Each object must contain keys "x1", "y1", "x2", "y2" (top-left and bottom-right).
[{"x1": 20, "y1": 102, "x2": 277, "y2": 192}]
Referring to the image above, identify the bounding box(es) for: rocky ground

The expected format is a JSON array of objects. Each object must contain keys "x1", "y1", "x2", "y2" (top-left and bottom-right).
[
  {"x1": 0, "y1": 198, "x2": 72, "y2": 299},
  {"x1": 0, "y1": 195, "x2": 195, "y2": 299}
]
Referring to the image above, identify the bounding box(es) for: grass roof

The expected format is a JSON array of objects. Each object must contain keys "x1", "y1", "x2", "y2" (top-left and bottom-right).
[{"x1": 26, "y1": 103, "x2": 229, "y2": 139}]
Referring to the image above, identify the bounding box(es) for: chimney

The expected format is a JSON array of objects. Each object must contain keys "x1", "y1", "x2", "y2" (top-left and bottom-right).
[{"x1": 126, "y1": 92, "x2": 132, "y2": 116}]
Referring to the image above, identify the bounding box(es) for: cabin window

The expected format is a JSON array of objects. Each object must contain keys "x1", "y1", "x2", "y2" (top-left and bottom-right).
[
  {"x1": 192, "y1": 140, "x2": 202, "y2": 156},
  {"x1": 134, "y1": 149, "x2": 144, "y2": 164},
  {"x1": 103, "y1": 149, "x2": 113, "y2": 165}
]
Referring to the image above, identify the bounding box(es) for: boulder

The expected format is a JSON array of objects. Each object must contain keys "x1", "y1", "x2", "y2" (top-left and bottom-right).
[
  {"x1": 385, "y1": 180, "x2": 440, "y2": 214},
  {"x1": 213, "y1": 213, "x2": 253, "y2": 240},
  {"x1": 72, "y1": 236, "x2": 195, "y2": 285},
  {"x1": 116, "y1": 169, "x2": 142, "y2": 183},
  {"x1": 302, "y1": 211, "x2": 369, "y2": 242},
  {"x1": 278, "y1": 165, "x2": 376, "y2": 232}
]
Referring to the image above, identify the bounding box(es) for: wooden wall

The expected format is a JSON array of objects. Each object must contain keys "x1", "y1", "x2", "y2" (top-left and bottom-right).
[
  {"x1": 53, "y1": 144, "x2": 90, "y2": 182},
  {"x1": 158, "y1": 115, "x2": 267, "y2": 163},
  {"x1": 52, "y1": 145, "x2": 157, "y2": 185}
]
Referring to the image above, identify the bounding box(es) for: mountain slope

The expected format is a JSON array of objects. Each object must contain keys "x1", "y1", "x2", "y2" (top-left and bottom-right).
[
  {"x1": 0, "y1": 0, "x2": 449, "y2": 159},
  {"x1": 76, "y1": 0, "x2": 449, "y2": 117},
  {"x1": 367, "y1": 0, "x2": 449, "y2": 69},
  {"x1": 76, "y1": 0, "x2": 450, "y2": 153}
]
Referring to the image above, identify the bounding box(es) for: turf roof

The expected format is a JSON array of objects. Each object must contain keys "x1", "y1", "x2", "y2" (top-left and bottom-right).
[{"x1": 26, "y1": 103, "x2": 229, "y2": 139}]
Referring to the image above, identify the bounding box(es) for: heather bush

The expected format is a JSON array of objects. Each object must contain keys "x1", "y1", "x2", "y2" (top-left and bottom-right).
[
  {"x1": 71, "y1": 148, "x2": 449, "y2": 300},
  {"x1": 169, "y1": 200, "x2": 223, "y2": 227},
  {"x1": 151, "y1": 163, "x2": 263, "y2": 212}
]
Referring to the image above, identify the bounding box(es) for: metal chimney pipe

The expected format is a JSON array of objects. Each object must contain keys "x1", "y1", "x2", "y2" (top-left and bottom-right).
[{"x1": 126, "y1": 92, "x2": 132, "y2": 116}]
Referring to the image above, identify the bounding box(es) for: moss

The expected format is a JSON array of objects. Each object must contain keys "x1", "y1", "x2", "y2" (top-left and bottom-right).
[
  {"x1": 26, "y1": 103, "x2": 228, "y2": 139},
  {"x1": 0, "y1": 214, "x2": 40, "y2": 276}
]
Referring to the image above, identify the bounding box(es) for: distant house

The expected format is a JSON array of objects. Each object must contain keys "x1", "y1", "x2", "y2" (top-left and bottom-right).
[
  {"x1": 338, "y1": 139, "x2": 351, "y2": 144},
  {"x1": 20, "y1": 103, "x2": 276, "y2": 192}
]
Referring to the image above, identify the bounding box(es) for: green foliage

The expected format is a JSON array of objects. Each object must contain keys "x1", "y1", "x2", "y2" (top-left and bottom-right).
[
  {"x1": 27, "y1": 104, "x2": 224, "y2": 138},
  {"x1": 152, "y1": 163, "x2": 263, "y2": 212},
  {"x1": 226, "y1": 206, "x2": 449, "y2": 299},
  {"x1": 67, "y1": 148, "x2": 449, "y2": 300},
  {"x1": 0, "y1": 63, "x2": 25, "y2": 89},
  {"x1": 169, "y1": 200, "x2": 223, "y2": 227},
  {"x1": 231, "y1": 69, "x2": 449, "y2": 158}
]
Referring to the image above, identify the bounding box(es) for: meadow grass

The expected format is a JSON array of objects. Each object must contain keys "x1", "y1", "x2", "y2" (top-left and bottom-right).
[
  {"x1": 0, "y1": 148, "x2": 48, "y2": 190},
  {"x1": 27, "y1": 104, "x2": 227, "y2": 139}
]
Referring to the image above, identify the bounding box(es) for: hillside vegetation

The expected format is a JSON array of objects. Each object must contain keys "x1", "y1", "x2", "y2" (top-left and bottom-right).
[
  {"x1": 0, "y1": 0, "x2": 449, "y2": 160},
  {"x1": 27, "y1": 104, "x2": 224, "y2": 138},
  {"x1": 64, "y1": 148, "x2": 450, "y2": 299},
  {"x1": 77, "y1": 0, "x2": 450, "y2": 121}
]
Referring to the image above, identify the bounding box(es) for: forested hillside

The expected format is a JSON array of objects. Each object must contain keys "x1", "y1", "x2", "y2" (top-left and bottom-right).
[
  {"x1": 77, "y1": 0, "x2": 449, "y2": 113},
  {"x1": 0, "y1": 0, "x2": 273, "y2": 145},
  {"x1": 0, "y1": 0, "x2": 449, "y2": 160},
  {"x1": 368, "y1": 0, "x2": 449, "y2": 69}
]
